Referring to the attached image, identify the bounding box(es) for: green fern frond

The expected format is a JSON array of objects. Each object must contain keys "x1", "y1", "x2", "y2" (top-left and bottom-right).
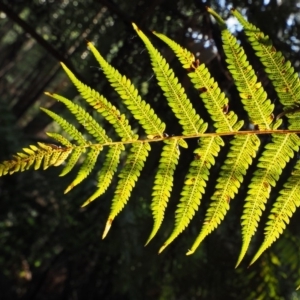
[
  {"x1": 2, "y1": 9, "x2": 300, "y2": 271},
  {"x1": 153, "y1": 31, "x2": 243, "y2": 132},
  {"x1": 60, "y1": 63, "x2": 137, "y2": 141},
  {"x1": 45, "y1": 92, "x2": 111, "y2": 143},
  {"x1": 0, "y1": 143, "x2": 72, "y2": 175},
  {"x1": 146, "y1": 138, "x2": 184, "y2": 245},
  {"x1": 87, "y1": 42, "x2": 165, "y2": 137},
  {"x1": 231, "y1": 9, "x2": 300, "y2": 118},
  {"x1": 208, "y1": 8, "x2": 279, "y2": 130},
  {"x1": 250, "y1": 160, "x2": 300, "y2": 265},
  {"x1": 236, "y1": 133, "x2": 300, "y2": 267},
  {"x1": 133, "y1": 23, "x2": 207, "y2": 135},
  {"x1": 103, "y1": 142, "x2": 150, "y2": 238},
  {"x1": 64, "y1": 145, "x2": 102, "y2": 194},
  {"x1": 187, "y1": 134, "x2": 260, "y2": 255},
  {"x1": 82, "y1": 144, "x2": 124, "y2": 207},
  {"x1": 159, "y1": 135, "x2": 224, "y2": 253}
]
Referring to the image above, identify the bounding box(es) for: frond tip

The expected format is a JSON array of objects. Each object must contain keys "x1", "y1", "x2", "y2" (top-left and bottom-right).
[{"x1": 0, "y1": 143, "x2": 72, "y2": 175}]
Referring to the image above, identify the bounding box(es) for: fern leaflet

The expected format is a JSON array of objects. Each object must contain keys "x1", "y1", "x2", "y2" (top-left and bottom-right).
[
  {"x1": 82, "y1": 144, "x2": 124, "y2": 207},
  {"x1": 232, "y1": 9, "x2": 300, "y2": 120},
  {"x1": 133, "y1": 23, "x2": 207, "y2": 135},
  {"x1": 103, "y1": 142, "x2": 150, "y2": 238},
  {"x1": 61, "y1": 63, "x2": 137, "y2": 141},
  {"x1": 45, "y1": 92, "x2": 111, "y2": 143},
  {"x1": 64, "y1": 145, "x2": 102, "y2": 193},
  {"x1": 187, "y1": 134, "x2": 260, "y2": 255},
  {"x1": 236, "y1": 133, "x2": 300, "y2": 266},
  {"x1": 87, "y1": 42, "x2": 165, "y2": 137},
  {"x1": 250, "y1": 160, "x2": 300, "y2": 265},
  {"x1": 159, "y1": 135, "x2": 224, "y2": 252},
  {"x1": 145, "y1": 138, "x2": 185, "y2": 245}
]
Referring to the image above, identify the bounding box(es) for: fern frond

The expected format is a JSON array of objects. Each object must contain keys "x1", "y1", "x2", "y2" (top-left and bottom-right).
[
  {"x1": 82, "y1": 144, "x2": 124, "y2": 207},
  {"x1": 45, "y1": 92, "x2": 111, "y2": 143},
  {"x1": 153, "y1": 31, "x2": 243, "y2": 132},
  {"x1": 250, "y1": 160, "x2": 300, "y2": 265},
  {"x1": 0, "y1": 143, "x2": 72, "y2": 175},
  {"x1": 208, "y1": 8, "x2": 279, "y2": 130},
  {"x1": 187, "y1": 134, "x2": 260, "y2": 255},
  {"x1": 64, "y1": 145, "x2": 102, "y2": 194},
  {"x1": 40, "y1": 108, "x2": 88, "y2": 146},
  {"x1": 60, "y1": 63, "x2": 137, "y2": 141},
  {"x1": 133, "y1": 23, "x2": 207, "y2": 135},
  {"x1": 159, "y1": 136, "x2": 224, "y2": 253},
  {"x1": 236, "y1": 133, "x2": 300, "y2": 267},
  {"x1": 2, "y1": 11, "x2": 300, "y2": 269},
  {"x1": 231, "y1": 9, "x2": 300, "y2": 119},
  {"x1": 103, "y1": 142, "x2": 150, "y2": 238},
  {"x1": 146, "y1": 138, "x2": 185, "y2": 245},
  {"x1": 87, "y1": 42, "x2": 166, "y2": 137}
]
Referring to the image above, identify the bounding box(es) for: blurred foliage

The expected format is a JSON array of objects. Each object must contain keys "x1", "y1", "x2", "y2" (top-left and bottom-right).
[{"x1": 1, "y1": 0, "x2": 300, "y2": 299}]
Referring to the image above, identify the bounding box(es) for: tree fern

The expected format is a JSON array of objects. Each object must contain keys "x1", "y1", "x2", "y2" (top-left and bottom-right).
[{"x1": 1, "y1": 9, "x2": 300, "y2": 284}]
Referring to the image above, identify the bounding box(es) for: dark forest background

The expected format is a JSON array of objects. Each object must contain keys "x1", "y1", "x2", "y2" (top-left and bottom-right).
[{"x1": 1, "y1": 0, "x2": 300, "y2": 299}]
